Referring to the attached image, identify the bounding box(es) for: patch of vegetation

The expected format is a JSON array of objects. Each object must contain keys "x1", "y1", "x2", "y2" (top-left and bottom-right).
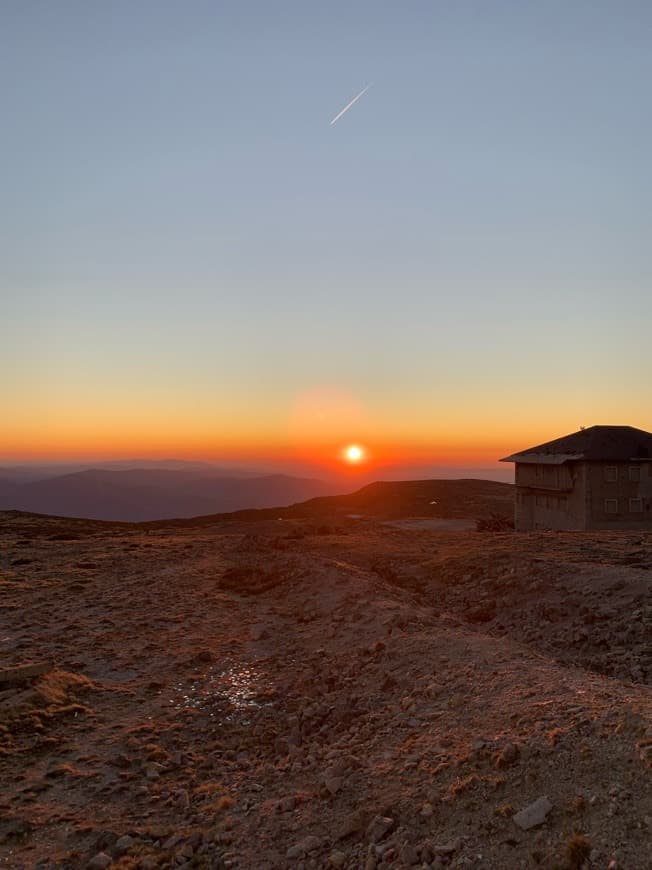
[
  {"x1": 564, "y1": 832, "x2": 592, "y2": 869},
  {"x1": 475, "y1": 513, "x2": 514, "y2": 532},
  {"x1": 219, "y1": 565, "x2": 287, "y2": 595}
]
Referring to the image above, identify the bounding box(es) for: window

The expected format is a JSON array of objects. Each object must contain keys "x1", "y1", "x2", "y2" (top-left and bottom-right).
[
  {"x1": 604, "y1": 498, "x2": 618, "y2": 514},
  {"x1": 629, "y1": 498, "x2": 643, "y2": 513},
  {"x1": 629, "y1": 466, "x2": 641, "y2": 482},
  {"x1": 604, "y1": 466, "x2": 618, "y2": 482}
]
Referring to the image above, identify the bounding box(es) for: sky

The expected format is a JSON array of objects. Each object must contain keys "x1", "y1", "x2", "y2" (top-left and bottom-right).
[{"x1": 2, "y1": 1, "x2": 651, "y2": 476}]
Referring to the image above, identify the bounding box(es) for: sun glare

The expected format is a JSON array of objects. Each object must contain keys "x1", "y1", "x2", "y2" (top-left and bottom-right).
[{"x1": 344, "y1": 443, "x2": 365, "y2": 464}]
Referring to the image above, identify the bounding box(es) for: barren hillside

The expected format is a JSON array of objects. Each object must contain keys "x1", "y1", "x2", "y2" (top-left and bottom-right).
[{"x1": 0, "y1": 510, "x2": 650, "y2": 869}]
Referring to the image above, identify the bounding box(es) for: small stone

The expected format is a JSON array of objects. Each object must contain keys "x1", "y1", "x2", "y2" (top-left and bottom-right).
[
  {"x1": 420, "y1": 802, "x2": 434, "y2": 818},
  {"x1": 162, "y1": 833, "x2": 184, "y2": 850},
  {"x1": 329, "y1": 851, "x2": 347, "y2": 868},
  {"x1": 513, "y1": 796, "x2": 553, "y2": 830},
  {"x1": 279, "y1": 795, "x2": 296, "y2": 812},
  {"x1": 496, "y1": 742, "x2": 520, "y2": 767},
  {"x1": 286, "y1": 835, "x2": 322, "y2": 859},
  {"x1": 366, "y1": 815, "x2": 395, "y2": 844},
  {"x1": 87, "y1": 854, "x2": 112, "y2": 870},
  {"x1": 364, "y1": 846, "x2": 378, "y2": 870},
  {"x1": 250, "y1": 624, "x2": 268, "y2": 641},
  {"x1": 145, "y1": 762, "x2": 163, "y2": 780},
  {"x1": 175, "y1": 788, "x2": 190, "y2": 809},
  {"x1": 114, "y1": 834, "x2": 134, "y2": 854},
  {"x1": 336, "y1": 810, "x2": 364, "y2": 840},
  {"x1": 275, "y1": 737, "x2": 290, "y2": 756},
  {"x1": 399, "y1": 842, "x2": 420, "y2": 865},
  {"x1": 433, "y1": 838, "x2": 460, "y2": 856},
  {"x1": 324, "y1": 775, "x2": 343, "y2": 796}
]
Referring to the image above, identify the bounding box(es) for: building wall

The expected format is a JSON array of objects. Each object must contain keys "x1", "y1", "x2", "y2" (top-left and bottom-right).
[
  {"x1": 585, "y1": 461, "x2": 652, "y2": 530},
  {"x1": 514, "y1": 462, "x2": 586, "y2": 531},
  {"x1": 514, "y1": 461, "x2": 652, "y2": 531}
]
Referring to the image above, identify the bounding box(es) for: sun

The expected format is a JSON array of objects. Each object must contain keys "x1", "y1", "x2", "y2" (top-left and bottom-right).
[{"x1": 343, "y1": 443, "x2": 366, "y2": 464}]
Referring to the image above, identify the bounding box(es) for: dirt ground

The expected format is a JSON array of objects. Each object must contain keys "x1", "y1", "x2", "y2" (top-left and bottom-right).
[{"x1": 0, "y1": 512, "x2": 650, "y2": 869}]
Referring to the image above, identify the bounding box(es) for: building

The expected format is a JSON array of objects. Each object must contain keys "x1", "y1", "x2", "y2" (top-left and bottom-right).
[{"x1": 500, "y1": 425, "x2": 652, "y2": 531}]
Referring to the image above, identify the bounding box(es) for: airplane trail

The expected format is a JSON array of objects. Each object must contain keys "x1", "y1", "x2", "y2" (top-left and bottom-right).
[{"x1": 330, "y1": 84, "x2": 371, "y2": 126}]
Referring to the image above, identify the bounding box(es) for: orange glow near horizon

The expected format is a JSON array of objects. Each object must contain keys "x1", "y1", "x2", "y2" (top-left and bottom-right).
[
  {"x1": 0, "y1": 431, "x2": 511, "y2": 471},
  {"x1": 4, "y1": 380, "x2": 642, "y2": 468}
]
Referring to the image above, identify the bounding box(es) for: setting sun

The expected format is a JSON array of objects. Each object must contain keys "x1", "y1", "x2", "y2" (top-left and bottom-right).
[{"x1": 343, "y1": 444, "x2": 365, "y2": 464}]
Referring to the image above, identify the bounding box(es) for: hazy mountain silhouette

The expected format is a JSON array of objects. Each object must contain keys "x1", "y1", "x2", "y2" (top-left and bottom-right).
[
  {"x1": 0, "y1": 459, "x2": 260, "y2": 484},
  {"x1": 137, "y1": 478, "x2": 514, "y2": 530},
  {"x1": 0, "y1": 468, "x2": 335, "y2": 521}
]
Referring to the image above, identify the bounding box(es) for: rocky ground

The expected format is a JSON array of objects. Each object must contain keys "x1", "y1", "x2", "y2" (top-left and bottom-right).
[{"x1": 0, "y1": 511, "x2": 650, "y2": 869}]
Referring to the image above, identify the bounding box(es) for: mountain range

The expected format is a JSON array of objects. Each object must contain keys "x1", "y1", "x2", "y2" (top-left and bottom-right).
[{"x1": 0, "y1": 466, "x2": 335, "y2": 522}]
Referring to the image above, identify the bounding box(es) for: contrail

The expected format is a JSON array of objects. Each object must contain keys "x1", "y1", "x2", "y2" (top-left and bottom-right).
[{"x1": 330, "y1": 83, "x2": 371, "y2": 126}]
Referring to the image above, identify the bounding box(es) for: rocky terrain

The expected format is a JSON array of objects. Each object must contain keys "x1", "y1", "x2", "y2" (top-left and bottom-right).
[{"x1": 0, "y1": 509, "x2": 650, "y2": 869}]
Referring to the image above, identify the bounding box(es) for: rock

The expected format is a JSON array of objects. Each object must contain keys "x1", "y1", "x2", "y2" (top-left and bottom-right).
[
  {"x1": 251, "y1": 624, "x2": 268, "y2": 641},
  {"x1": 87, "y1": 854, "x2": 112, "y2": 869},
  {"x1": 278, "y1": 795, "x2": 296, "y2": 812},
  {"x1": 366, "y1": 815, "x2": 395, "y2": 844},
  {"x1": 275, "y1": 737, "x2": 290, "y2": 756},
  {"x1": 420, "y1": 802, "x2": 434, "y2": 818},
  {"x1": 639, "y1": 744, "x2": 652, "y2": 766},
  {"x1": 513, "y1": 796, "x2": 553, "y2": 830},
  {"x1": 286, "y1": 835, "x2": 322, "y2": 859},
  {"x1": 323, "y1": 775, "x2": 343, "y2": 796},
  {"x1": 433, "y1": 838, "x2": 460, "y2": 856},
  {"x1": 399, "y1": 842, "x2": 420, "y2": 865},
  {"x1": 336, "y1": 810, "x2": 365, "y2": 840},
  {"x1": 114, "y1": 834, "x2": 134, "y2": 854},
  {"x1": 364, "y1": 846, "x2": 378, "y2": 870},
  {"x1": 162, "y1": 833, "x2": 184, "y2": 850},
  {"x1": 496, "y1": 742, "x2": 520, "y2": 767},
  {"x1": 144, "y1": 762, "x2": 164, "y2": 780},
  {"x1": 329, "y1": 851, "x2": 347, "y2": 868},
  {"x1": 175, "y1": 788, "x2": 190, "y2": 809}
]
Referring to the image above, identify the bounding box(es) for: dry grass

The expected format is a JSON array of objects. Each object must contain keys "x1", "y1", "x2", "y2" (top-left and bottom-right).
[{"x1": 564, "y1": 832, "x2": 592, "y2": 869}]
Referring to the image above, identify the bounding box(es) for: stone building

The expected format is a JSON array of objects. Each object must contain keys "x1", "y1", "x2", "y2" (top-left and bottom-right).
[{"x1": 501, "y1": 425, "x2": 652, "y2": 531}]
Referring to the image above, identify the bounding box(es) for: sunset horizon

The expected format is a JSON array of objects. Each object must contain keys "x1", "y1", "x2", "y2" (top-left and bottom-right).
[{"x1": 4, "y1": 4, "x2": 651, "y2": 486}]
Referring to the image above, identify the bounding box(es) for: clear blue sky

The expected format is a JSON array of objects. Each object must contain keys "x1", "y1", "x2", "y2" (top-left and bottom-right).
[{"x1": 2, "y1": 1, "x2": 651, "y2": 466}]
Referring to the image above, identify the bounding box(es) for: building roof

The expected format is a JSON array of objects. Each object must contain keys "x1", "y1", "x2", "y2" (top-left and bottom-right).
[{"x1": 500, "y1": 425, "x2": 652, "y2": 464}]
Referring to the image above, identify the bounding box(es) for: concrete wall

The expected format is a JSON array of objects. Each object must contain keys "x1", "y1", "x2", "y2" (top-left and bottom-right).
[
  {"x1": 513, "y1": 461, "x2": 652, "y2": 531},
  {"x1": 585, "y1": 461, "x2": 652, "y2": 531},
  {"x1": 514, "y1": 462, "x2": 586, "y2": 531},
  {"x1": 515, "y1": 463, "x2": 573, "y2": 491}
]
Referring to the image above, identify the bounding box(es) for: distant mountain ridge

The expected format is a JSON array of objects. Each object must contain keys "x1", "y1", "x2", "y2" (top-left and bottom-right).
[
  {"x1": 136, "y1": 478, "x2": 515, "y2": 530},
  {"x1": 0, "y1": 459, "x2": 261, "y2": 483},
  {"x1": 0, "y1": 467, "x2": 335, "y2": 522}
]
